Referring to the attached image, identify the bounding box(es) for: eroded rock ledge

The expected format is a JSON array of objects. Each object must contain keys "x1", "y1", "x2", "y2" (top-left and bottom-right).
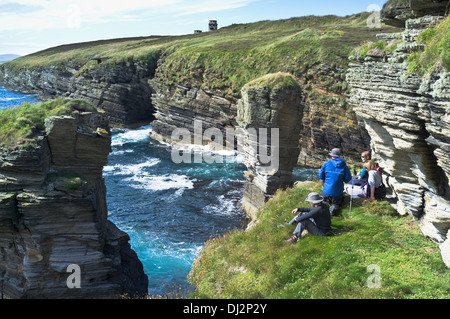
[
  {"x1": 347, "y1": 15, "x2": 450, "y2": 267},
  {"x1": 0, "y1": 106, "x2": 148, "y2": 298}
]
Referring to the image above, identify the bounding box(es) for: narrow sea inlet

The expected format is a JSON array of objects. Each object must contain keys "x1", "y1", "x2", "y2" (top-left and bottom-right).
[
  {"x1": 104, "y1": 126, "x2": 249, "y2": 296},
  {"x1": 104, "y1": 126, "x2": 319, "y2": 297},
  {"x1": 0, "y1": 85, "x2": 39, "y2": 109}
]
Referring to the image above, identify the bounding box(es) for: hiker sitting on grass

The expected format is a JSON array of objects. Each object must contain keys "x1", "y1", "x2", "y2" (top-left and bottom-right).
[
  {"x1": 365, "y1": 159, "x2": 386, "y2": 201},
  {"x1": 351, "y1": 150, "x2": 371, "y2": 186},
  {"x1": 286, "y1": 192, "x2": 331, "y2": 244},
  {"x1": 344, "y1": 159, "x2": 386, "y2": 201}
]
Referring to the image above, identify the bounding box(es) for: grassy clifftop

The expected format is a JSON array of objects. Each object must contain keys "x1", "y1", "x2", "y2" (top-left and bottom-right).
[
  {"x1": 188, "y1": 182, "x2": 450, "y2": 299},
  {"x1": 2, "y1": 12, "x2": 400, "y2": 98},
  {"x1": 0, "y1": 98, "x2": 97, "y2": 149},
  {"x1": 407, "y1": 15, "x2": 450, "y2": 75}
]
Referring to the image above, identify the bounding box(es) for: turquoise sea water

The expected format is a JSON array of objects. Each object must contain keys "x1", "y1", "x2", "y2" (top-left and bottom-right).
[{"x1": 1, "y1": 86, "x2": 319, "y2": 297}]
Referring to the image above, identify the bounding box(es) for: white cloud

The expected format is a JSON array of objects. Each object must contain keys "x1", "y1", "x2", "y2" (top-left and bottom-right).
[
  {"x1": 0, "y1": 0, "x2": 257, "y2": 32},
  {"x1": 0, "y1": 0, "x2": 181, "y2": 31},
  {"x1": 174, "y1": 0, "x2": 253, "y2": 17}
]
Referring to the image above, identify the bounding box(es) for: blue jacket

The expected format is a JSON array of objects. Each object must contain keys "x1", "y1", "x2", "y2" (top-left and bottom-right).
[{"x1": 319, "y1": 158, "x2": 352, "y2": 197}]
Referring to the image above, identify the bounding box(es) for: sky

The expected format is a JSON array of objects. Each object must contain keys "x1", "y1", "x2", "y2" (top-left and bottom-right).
[{"x1": 0, "y1": 0, "x2": 389, "y2": 56}]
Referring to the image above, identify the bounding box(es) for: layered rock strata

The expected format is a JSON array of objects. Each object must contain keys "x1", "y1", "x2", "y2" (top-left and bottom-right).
[
  {"x1": 0, "y1": 107, "x2": 148, "y2": 298},
  {"x1": 149, "y1": 67, "x2": 370, "y2": 167},
  {"x1": 381, "y1": 0, "x2": 448, "y2": 27},
  {"x1": 150, "y1": 79, "x2": 236, "y2": 145},
  {"x1": 347, "y1": 16, "x2": 450, "y2": 266},
  {"x1": 236, "y1": 74, "x2": 304, "y2": 218},
  {"x1": 0, "y1": 60, "x2": 155, "y2": 127}
]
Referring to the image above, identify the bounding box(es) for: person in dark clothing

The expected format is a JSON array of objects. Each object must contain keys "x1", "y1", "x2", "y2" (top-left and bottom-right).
[
  {"x1": 319, "y1": 148, "x2": 352, "y2": 215},
  {"x1": 286, "y1": 192, "x2": 331, "y2": 244}
]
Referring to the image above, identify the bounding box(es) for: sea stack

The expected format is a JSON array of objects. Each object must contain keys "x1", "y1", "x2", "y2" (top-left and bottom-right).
[{"x1": 237, "y1": 73, "x2": 305, "y2": 218}]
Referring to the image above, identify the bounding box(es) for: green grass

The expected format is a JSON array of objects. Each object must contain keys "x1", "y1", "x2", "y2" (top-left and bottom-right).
[
  {"x1": 407, "y1": 16, "x2": 450, "y2": 75},
  {"x1": 156, "y1": 13, "x2": 401, "y2": 97},
  {"x1": 47, "y1": 171, "x2": 86, "y2": 190},
  {"x1": 1, "y1": 12, "x2": 401, "y2": 100},
  {"x1": 0, "y1": 98, "x2": 96, "y2": 149},
  {"x1": 188, "y1": 181, "x2": 450, "y2": 299},
  {"x1": 355, "y1": 39, "x2": 400, "y2": 59}
]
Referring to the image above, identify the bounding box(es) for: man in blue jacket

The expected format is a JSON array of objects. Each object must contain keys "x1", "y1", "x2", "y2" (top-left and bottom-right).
[{"x1": 319, "y1": 148, "x2": 352, "y2": 215}]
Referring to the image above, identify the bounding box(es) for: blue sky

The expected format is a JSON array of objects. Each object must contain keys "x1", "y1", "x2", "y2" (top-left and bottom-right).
[{"x1": 0, "y1": 0, "x2": 388, "y2": 56}]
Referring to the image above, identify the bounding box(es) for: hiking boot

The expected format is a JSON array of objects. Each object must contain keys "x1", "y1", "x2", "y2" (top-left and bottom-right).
[
  {"x1": 329, "y1": 204, "x2": 337, "y2": 216},
  {"x1": 286, "y1": 235, "x2": 298, "y2": 244}
]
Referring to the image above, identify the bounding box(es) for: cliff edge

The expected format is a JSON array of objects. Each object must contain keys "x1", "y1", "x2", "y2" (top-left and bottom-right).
[
  {"x1": 0, "y1": 99, "x2": 148, "y2": 298},
  {"x1": 347, "y1": 13, "x2": 450, "y2": 266}
]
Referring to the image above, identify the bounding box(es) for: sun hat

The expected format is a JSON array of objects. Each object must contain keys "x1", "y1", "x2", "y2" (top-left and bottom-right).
[
  {"x1": 305, "y1": 192, "x2": 324, "y2": 204},
  {"x1": 329, "y1": 148, "x2": 342, "y2": 158}
]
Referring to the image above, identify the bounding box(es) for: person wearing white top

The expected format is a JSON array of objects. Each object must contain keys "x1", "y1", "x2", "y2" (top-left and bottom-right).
[{"x1": 365, "y1": 160, "x2": 384, "y2": 201}]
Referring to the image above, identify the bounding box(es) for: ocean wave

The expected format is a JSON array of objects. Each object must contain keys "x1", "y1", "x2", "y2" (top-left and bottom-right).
[
  {"x1": 103, "y1": 158, "x2": 160, "y2": 176},
  {"x1": 0, "y1": 97, "x2": 23, "y2": 101},
  {"x1": 125, "y1": 174, "x2": 196, "y2": 191},
  {"x1": 202, "y1": 191, "x2": 243, "y2": 217},
  {"x1": 109, "y1": 149, "x2": 134, "y2": 156},
  {"x1": 111, "y1": 125, "x2": 152, "y2": 147},
  {"x1": 171, "y1": 143, "x2": 245, "y2": 164}
]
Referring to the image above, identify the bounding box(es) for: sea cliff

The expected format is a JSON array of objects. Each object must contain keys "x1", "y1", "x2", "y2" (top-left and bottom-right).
[
  {"x1": 0, "y1": 99, "x2": 148, "y2": 298},
  {"x1": 347, "y1": 10, "x2": 449, "y2": 265},
  {"x1": 0, "y1": 13, "x2": 399, "y2": 165}
]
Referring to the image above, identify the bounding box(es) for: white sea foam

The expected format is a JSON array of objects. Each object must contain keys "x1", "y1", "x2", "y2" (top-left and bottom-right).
[
  {"x1": 111, "y1": 125, "x2": 152, "y2": 147},
  {"x1": 110, "y1": 149, "x2": 134, "y2": 156},
  {"x1": 103, "y1": 158, "x2": 160, "y2": 175},
  {"x1": 0, "y1": 97, "x2": 22, "y2": 101},
  {"x1": 125, "y1": 174, "x2": 195, "y2": 191},
  {"x1": 172, "y1": 142, "x2": 245, "y2": 164},
  {"x1": 202, "y1": 192, "x2": 242, "y2": 217}
]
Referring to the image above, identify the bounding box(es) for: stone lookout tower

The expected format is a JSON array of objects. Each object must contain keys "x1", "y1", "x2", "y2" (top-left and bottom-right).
[{"x1": 209, "y1": 20, "x2": 218, "y2": 31}]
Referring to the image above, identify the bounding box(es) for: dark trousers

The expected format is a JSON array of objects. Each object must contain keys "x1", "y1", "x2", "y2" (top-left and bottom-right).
[
  {"x1": 291, "y1": 216, "x2": 326, "y2": 238},
  {"x1": 322, "y1": 193, "x2": 344, "y2": 210}
]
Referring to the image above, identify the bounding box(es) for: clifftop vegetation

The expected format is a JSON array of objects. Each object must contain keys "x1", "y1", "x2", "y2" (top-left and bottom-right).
[
  {"x1": 2, "y1": 12, "x2": 401, "y2": 99},
  {"x1": 407, "y1": 15, "x2": 450, "y2": 75},
  {"x1": 189, "y1": 182, "x2": 450, "y2": 299},
  {"x1": 0, "y1": 98, "x2": 97, "y2": 149}
]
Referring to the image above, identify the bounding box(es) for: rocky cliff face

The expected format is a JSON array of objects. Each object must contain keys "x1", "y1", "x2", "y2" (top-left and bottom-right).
[
  {"x1": 347, "y1": 15, "x2": 450, "y2": 267},
  {"x1": 0, "y1": 105, "x2": 148, "y2": 298},
  {"x1": 149, "y1": 66, "x2": 370, "y2": 167},
  {"x1": 236, "y1": 73, "x2": 305, "y2": 218},
  {"x1": 381, "y1": 0, "x2": 448, "y2": 27},
  {"x1": 150, "y1": 78, "x2": 236, "y2": 145},
  {"x1": 0, "y1": 60, "x2": 155, "y2": 127}
]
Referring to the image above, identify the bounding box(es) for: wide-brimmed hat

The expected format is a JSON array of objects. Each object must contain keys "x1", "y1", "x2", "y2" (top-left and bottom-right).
[
  {"x1": 329, "y1": 148, "x2": 342, "y2": 158},
  {"x1": 305, "y1": 192, "x2": 324, "y2": 204}
]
